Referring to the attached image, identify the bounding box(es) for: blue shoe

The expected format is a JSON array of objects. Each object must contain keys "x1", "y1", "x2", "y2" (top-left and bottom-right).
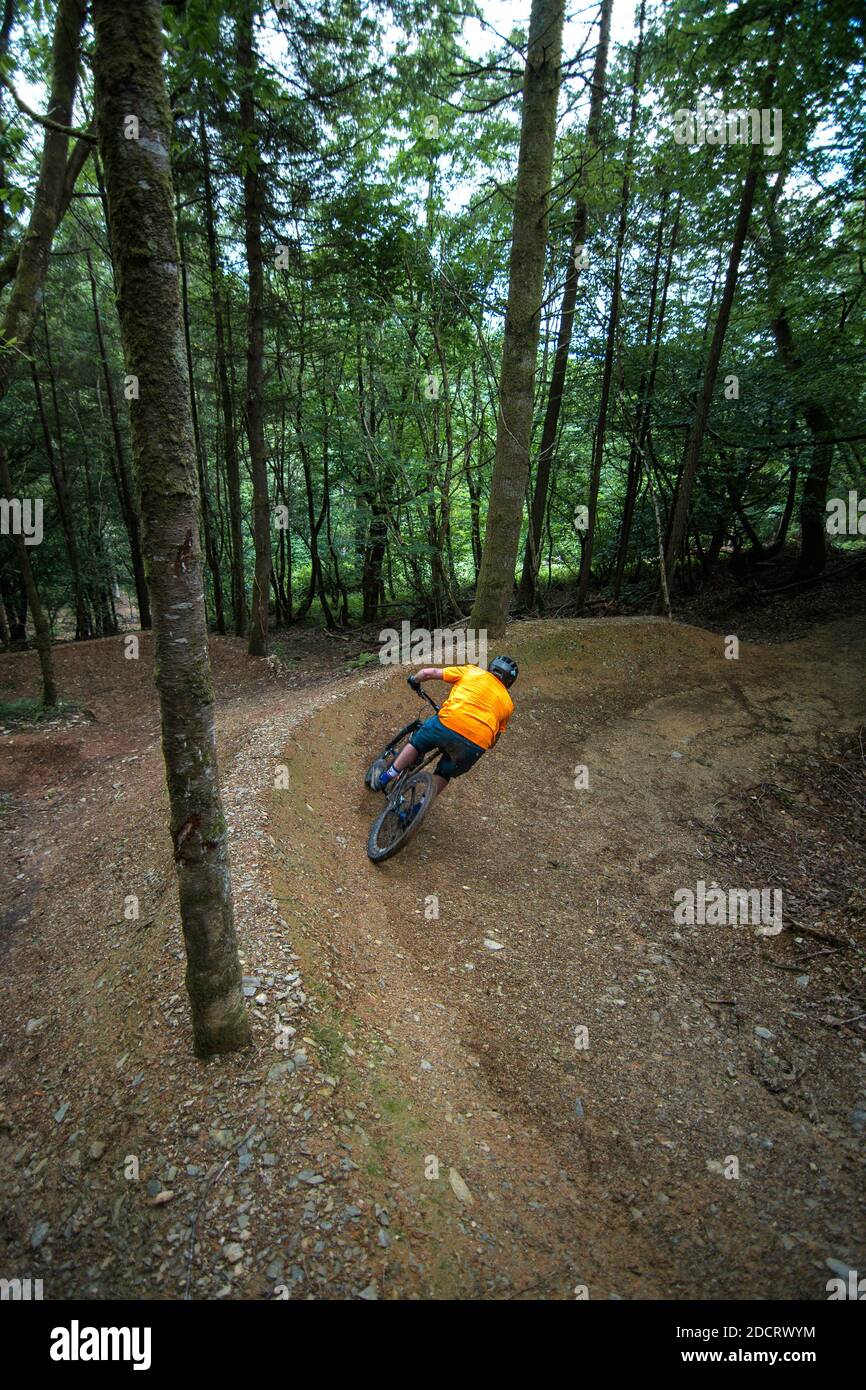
[
  {"x1": 368, "y1": 758, "x2": 393, "y2": 793},
  {"x1": 377, "y1": 765, "x2": 398, "y2": 793}
]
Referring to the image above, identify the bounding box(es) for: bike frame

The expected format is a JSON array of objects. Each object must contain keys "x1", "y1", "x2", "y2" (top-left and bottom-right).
[
  {"x1": 386, "y1": 687, "x2": 441, "y2": 794},
  {"x1": 366, "y1": 685, "x2": 445, "y2": 860},
  {"x1": 416, "y1": 686, "x2": 440, "y2": 717}
]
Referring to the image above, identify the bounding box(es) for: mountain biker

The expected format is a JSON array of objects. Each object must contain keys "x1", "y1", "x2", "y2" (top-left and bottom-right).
[{"x1": 376, "y1": 656, "x2": 518, "y2": 802}]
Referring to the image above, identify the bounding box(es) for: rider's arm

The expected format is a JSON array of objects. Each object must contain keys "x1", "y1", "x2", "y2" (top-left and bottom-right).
[{"x1": 414, "y1": 667, "x2": 444, "y2": 682}]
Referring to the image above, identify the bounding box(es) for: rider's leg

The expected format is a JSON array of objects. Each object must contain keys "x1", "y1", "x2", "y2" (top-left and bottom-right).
[
  {"x1": 392, "y1": 742, "x2": 420, "y2": 773},
  {"x1": 431, "y1": 735, "x2": 483, "y2": 798},
  {"x1": 381, "y1": 715, "x2": 443, "y2": 789},
  {"x1": 377, "y1": 739, "x2": 419, "y2": 791}
]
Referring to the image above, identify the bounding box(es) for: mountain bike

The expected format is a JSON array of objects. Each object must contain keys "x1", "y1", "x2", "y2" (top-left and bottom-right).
[{"x1": 364, "y1": 684, "x2": 441, "y2": 862}]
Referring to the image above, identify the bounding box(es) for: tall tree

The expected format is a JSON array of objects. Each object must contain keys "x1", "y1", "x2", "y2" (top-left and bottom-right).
[
  {"x1": 237, "y1": 3, "x2": 271, "y2": 656},
  {"x1": 198, "y1": 102, "x2": 247, "y2": 635},
  {"x1": 31, "y1": 345, "x2": 89, "y2": 639},
  {"x1": 0, "y1": 0, "x2": 88, "y2": 704},
  {"x1": 0, "y1": 446, "x2": 58, "y2": 703},
  {"x1": 92, "y1": 0, "x2": 250, "y2": 1057},
  {"x1": 662, "y1": 19, "x2": 785, "y2": 591},
  {"x1": 763, "y1": 172, "x2": 837, "y2": 578},
  {"x1": 470, "y1": 0, "x2": 565, "y2": 637},
  {"x1": 576, "y1": 0, "x2": 646, "y2": 607},
  {"x1": 178, "y1": 214, "x2": 226, "y2": 633},
  {"x1": 612, "y1": 191, "x2": 678, "y2": 598},
  {"x1": 86, "y1": 249, "x2": 152, "y2": 627},
  {"x1": 518, "y1": 0, "x2": 613, "y2": 607}
]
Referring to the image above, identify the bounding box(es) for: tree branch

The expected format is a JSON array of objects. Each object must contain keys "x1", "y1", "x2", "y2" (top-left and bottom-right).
[{"x1": 0, "y1": 71, "x2": 96, "y2": 140}]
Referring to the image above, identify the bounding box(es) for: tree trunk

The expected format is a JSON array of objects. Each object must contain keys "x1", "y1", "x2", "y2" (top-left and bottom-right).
[
  {"x1": 31, "y1": 352, "x2": 90, "y2": 638},
  {"x1": 518, "y1": 0, "x2": 613, "y2": 606},
  {"x1": 273, "y1": 340, "x2": 294, "y2": 620},
  {"x1": 179, "y1": 218, "x2": 226, "y2": 634},
  {"x1": 237, "y1": 5, "x2": 271, "y2": 656},
  {"x1": 290, "y1": 299, "x2": 334, "y2": 627},
  {"x1": 0, "y1": 0, "x2": 86, "y2": 407},
  {"x1": 81, "y1": 443, "x2": 117, "y2": 635},
  {"x1": 764, "y1": 175, "x2": 834, "y2": 577},
  {"x1": 470, "y1": 0, "x2": 565, "y2": 638},
  {"x1": 613, "y1": 190, "x2": 678, "y2": 598},
  {"x1": 0, "y1": 0, "x2": 88, "y2": 700},
  {"x1": 86, "y1": 249, "x2": 152, "y2": 628},
  {"x1": 92, "y1": 0, "x2": 250, "y2": 1057},
  {"x1": 321, "y1": 422, "x2": 349, "y2": 625},
  {"x1": 356, "y1": 346, "x2": 388, "y2": 623},
  {"x1": 576, "y1": 1, "x2": 645, "y2": 607},
  {"x1": 0, "y1": 448, "x2": 57, "y2": 704},
  {"x1": 0, "y1": 0, "x2": 86, "y2": 704},
  {"x1": 0, "y1": 569, "x2": 24, "y2": 644},
  {"x1": 0, "y1": 143, "x2": 92, "y2": 296},
  {"x1": 771, "y1": 456, "x2": 798, "y2": 554},
  {"x1": 199, "y1": 104, "x2": 246, "y2": 636},
  {"x1": 663, "y1": 23, "x2": 784, "y2": 589}
]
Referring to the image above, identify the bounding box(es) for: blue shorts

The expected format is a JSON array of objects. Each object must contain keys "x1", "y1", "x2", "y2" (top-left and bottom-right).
[{"x1": 410, "y1": 715, "x2": 485, "y2": 781}]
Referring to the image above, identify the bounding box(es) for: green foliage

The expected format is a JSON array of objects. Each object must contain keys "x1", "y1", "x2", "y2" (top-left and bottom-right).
[
  {"x1": 0, "y1": 696, "x2": 81, "y2": 722},
  {"x1": 0, "y1": 0, "x2": 863, "y2": 644}
]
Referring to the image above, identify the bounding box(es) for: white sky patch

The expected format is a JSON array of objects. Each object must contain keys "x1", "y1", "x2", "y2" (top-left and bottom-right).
[
  {"x1": 464, "y1": 0, "x2": 635, "y2": 60},
  {"x1": 439, "y1": 0, "x2": 637, "y2": 217}
]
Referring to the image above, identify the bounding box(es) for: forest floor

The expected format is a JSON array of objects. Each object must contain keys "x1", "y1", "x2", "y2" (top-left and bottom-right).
[{"x1": 0, "y1": 591, "x2": 864, "y2": 1300}]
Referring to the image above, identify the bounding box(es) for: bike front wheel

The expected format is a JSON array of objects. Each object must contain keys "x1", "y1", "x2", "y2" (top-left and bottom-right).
[{"x1": 366, "y1": 770, "x2": 434, "y2": 862}]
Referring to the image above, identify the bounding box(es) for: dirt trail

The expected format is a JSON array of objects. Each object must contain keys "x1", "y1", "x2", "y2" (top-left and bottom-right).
[{"x1": 0, "y1": 616, "x2": 864, "y2": 1299}]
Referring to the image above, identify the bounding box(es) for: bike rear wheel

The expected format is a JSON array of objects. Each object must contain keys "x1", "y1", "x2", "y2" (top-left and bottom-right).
[{"x1": 367, "y1": 770, "x2": 434, "y2": 862}]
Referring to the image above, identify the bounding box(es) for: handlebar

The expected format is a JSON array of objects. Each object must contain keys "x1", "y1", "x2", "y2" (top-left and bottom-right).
[{"x1": 414, "y1": 684, "x2": 440, "y2": 714}]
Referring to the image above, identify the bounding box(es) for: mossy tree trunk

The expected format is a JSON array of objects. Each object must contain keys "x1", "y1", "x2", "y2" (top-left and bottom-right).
[
  {"x1": 469, "y1": 0, "x2": 564, "y2": 639},
  {"x1": 92, "y1": 0, "x2": 250, "y2": 1057}
]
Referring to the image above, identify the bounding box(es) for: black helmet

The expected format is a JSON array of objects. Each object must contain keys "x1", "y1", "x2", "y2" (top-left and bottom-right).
[{"x1": 489, "y1": 655, "x2": 518, "y2": 688}]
